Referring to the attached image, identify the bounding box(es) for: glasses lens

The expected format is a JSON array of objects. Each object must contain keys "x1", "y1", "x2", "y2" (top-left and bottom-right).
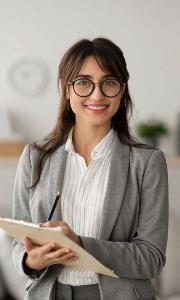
[
  {"x1": 74, "y1": 79, "x2": 93, "y2": 96},
  {"x1": 101, "y1": 79, "x2": 121, "y2": 97}
]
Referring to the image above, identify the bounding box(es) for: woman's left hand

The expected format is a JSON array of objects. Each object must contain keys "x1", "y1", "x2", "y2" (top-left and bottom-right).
[{"x1": 42, "y1": 221, "x2": 84, "y2": 248}]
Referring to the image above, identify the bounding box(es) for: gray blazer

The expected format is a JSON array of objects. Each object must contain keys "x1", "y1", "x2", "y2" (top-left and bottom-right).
[{"x1": 12, "y1": 136, "x2": 169, "y2": 300}]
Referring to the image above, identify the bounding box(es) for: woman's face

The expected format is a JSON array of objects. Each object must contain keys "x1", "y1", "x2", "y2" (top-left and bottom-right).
[{"x1": 66, "y1": 56, "x2": 125, "y2": 129}]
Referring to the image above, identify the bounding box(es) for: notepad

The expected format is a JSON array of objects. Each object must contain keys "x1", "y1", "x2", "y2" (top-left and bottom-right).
[{"x1": 0, "y1": 217, "x2": 118, "y2": 278}]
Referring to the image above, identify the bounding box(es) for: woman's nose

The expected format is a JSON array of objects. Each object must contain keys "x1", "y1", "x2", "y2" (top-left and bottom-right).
[{"x1": 90, "y1": 84, "x2": 104, "y2": 101}]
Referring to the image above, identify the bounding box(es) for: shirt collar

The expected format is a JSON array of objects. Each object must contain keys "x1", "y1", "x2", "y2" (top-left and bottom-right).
[
  {"x1": 65, "y1": 127, "x2": 76, "y2": 154},
  {"x1": 65, "y1": 127, "x2": 115, "y2": 160},
  {"x1": 91, "y1": 128, "x2": 115, "y2": 159}
]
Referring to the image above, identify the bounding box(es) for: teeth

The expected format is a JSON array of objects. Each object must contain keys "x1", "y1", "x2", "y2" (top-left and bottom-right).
[{"x1": 86, "y1": 105, "x2": 107, "y2": 110}]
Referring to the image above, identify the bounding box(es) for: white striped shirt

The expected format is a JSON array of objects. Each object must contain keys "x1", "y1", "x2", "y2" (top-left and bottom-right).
[{"x1": 57, "y1": 128, "x2": 116, "y2": 285}]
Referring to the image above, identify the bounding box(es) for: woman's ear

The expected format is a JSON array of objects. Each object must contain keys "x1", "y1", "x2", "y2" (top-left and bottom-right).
[
  {"x1": 59, "y1": 79, "x2": 70, "y2": 98},
  {"x1": 120, "y1": 83, "x2": 126, "y2": 97},
  {"x1": 58, "y1": 79, "x2": 62, "y2": 90},
  {"x1": 66, "y1": 86, "x2": 70, "y2": 99}
]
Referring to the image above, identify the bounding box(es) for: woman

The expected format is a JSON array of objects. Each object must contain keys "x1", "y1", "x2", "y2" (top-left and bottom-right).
[{"x1": 12, "y1": 38, "x2": 168, "y2": 300}]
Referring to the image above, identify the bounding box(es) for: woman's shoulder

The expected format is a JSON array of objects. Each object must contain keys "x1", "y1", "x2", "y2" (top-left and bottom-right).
[
  {"x1": 16, "y1": 144, "x2": 41, "y2": 173},
  {"x1": 129, "y1": 143, "x2": 167, "y2": 169},
  {"x1": 20, "y1": 143, "x2": 41, "y2": 161},
  {"x1": 20, "y1": 142, "x2": 66, "y2": 165}
]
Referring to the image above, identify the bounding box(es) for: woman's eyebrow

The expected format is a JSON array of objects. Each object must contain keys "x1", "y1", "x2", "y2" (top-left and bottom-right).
[{"x1": 75, "y1": 74, "x2": 115, "y2": 79}]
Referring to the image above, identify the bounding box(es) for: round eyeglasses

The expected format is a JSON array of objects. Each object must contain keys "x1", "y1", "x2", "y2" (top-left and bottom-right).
[{"x1": 68, "y1": 78, "x2": 122, "y2": 98}]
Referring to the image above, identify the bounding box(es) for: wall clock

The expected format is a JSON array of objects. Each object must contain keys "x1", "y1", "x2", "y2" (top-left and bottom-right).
[{"x1": 7, "y1": 56, "x2": 49, "y2": 97}]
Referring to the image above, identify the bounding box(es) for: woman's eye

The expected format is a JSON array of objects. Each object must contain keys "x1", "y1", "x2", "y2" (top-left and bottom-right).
[
  {"x1": 103, "y1": 80, "x2": 115, "y2": 86},
  {"x1": 76, "y1": 80, "x2": 89, "y2": 85}
]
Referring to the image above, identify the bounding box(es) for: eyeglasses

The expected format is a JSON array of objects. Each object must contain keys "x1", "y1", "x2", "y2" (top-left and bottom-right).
[{"x1": 68, "y1": 78, "x2": 122, "y2": 98}]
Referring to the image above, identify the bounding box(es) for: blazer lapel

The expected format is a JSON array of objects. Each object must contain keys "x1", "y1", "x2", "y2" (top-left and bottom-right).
[
  {"x1": 46, "y1": 144, "x2": 68, "y2": 221},
  {"x1": 99, "y1": 137, "x2": 130, "y2": 240}
]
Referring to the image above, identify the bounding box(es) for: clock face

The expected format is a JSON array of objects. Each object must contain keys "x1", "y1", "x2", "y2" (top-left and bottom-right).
[{"x1": 7, "y1": 57, "x2": 49, "y2": 97}]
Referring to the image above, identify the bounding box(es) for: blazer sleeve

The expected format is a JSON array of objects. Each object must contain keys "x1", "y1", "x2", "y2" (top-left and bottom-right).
[
  {"x1": 80, "y1": 149, "x2": 169, "y2": 280},
  {"x1": 11, "y1": 145, "x2": 45, "y2": 279}
]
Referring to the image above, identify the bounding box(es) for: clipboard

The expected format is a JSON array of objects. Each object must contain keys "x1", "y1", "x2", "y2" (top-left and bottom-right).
[{"x1": 0, "y1": 217, "x2": 118, "y2": 278}]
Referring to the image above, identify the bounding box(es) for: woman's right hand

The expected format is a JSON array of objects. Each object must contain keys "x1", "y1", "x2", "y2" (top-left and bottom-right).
[{"x1": 23, "y1": 236, "x2": 78, "y2": 271}]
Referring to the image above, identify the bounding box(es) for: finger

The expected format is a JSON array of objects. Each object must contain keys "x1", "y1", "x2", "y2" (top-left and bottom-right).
[
  {"x1": 43, "y1": 221, "x2": 61, "y2": 228},
  {"x1": 39, "y1": 242, "x2": 57, "y2": 255},
  {"x1": 39, "y1": 256, "x2": 78, "y2": 270},
  {"x1": 56, "y1": 253, "x2": 78, "y2": 263},
  {"x1": 66, "y1": 256, "x2": 78, "y2": 261},
  {"x1": 38, "y1": 252, "x2": 78, "y2": 269},
  {"x1": 23, "y1": 236, "x2": 33, "y2": 253},
  {"x1": 43, "y1": 221, "x2": 69, "y2": 229},
  {"x1": 46, "y1": 247, "x2": 74, "y2": 259},
  {"x1": 38, "y1": 223, "x2": 45, "y2": 227},
  {"x1": 48, "y1": 253, "x2": 78, "y2": 266}
]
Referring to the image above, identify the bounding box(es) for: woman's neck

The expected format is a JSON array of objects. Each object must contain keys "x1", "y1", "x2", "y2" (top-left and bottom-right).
[{"x1": 72, "y1": 123, "x2": 111, "y2": 159}]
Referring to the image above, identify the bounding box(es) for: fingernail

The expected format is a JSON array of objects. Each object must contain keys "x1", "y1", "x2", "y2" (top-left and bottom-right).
[{"x1": 65, "y1": 249, "x2": 70, "y2": 253}]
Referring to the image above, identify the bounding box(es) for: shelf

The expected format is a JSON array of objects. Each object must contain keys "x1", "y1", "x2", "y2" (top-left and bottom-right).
[
  {"x1": 0, "y1": 141, "x2": 25, "y2": 157},
  {"x1": 166, "y1": 156, "x2": 180, "y2": 168}
]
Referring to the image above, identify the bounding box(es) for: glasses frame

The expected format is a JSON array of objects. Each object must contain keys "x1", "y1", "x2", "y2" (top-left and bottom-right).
[{"x1": 67, "y1": 78, "x2": 123, "y2": 98}]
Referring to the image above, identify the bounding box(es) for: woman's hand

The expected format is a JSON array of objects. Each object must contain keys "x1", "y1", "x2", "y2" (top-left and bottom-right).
[
  {"x1": 22, "y1": 221, "x2": 83, "y2": 271},
  {"x1": 23, "y1": 236, "x2": 78, "y2": 271},
  {"x1": 42, "y1": 221, "x2": 84, "y2": 248}
]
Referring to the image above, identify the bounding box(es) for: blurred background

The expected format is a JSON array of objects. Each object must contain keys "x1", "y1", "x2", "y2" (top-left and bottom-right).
[{"x1": 0, "y1": 0, "x2": 180, "y2": 299}]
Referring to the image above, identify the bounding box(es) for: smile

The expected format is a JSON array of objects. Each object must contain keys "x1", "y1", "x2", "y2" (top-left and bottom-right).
[{"x1": 85, "y1": 105, "x2": 109, "y2": 111}]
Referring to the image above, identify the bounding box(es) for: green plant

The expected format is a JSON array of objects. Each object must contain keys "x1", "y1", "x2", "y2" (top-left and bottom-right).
[{"x1": 136, "y1": 120, "x2": 169, "y2": 138}]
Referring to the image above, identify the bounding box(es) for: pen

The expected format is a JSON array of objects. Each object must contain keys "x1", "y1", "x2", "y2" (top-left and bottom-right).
[{"x1": 47, "y1": 192, "x2": 60, "y2": 221}]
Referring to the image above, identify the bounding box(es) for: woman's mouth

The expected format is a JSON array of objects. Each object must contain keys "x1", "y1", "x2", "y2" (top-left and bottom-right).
[{"x1": 84, "y1": 105, "x2": 109, "y2": 111}]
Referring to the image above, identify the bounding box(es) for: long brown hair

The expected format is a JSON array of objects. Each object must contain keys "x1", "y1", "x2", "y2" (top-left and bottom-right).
[{"x1": 31, "y1": 37, "x2": 150, "y2": 187}]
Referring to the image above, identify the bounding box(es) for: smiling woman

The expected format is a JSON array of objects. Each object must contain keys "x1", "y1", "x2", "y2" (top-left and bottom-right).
[{"x1": 12, "y1": 38, "x2": 168, "y2": 300}]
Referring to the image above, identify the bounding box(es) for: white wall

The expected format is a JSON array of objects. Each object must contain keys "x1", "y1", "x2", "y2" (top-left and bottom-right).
[{"x1": 0, "y1": 0, "x2": 180, "y2": 154}]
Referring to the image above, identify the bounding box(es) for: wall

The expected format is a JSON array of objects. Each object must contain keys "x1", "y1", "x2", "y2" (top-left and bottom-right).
[{"x1": 0, "y1": 0, "x2": 180, "y2": 154}]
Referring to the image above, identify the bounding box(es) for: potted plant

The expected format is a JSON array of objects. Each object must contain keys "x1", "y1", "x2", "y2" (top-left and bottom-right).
[{"x1": 136, "y1": 119, "x2": 169, "y2": 147}]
